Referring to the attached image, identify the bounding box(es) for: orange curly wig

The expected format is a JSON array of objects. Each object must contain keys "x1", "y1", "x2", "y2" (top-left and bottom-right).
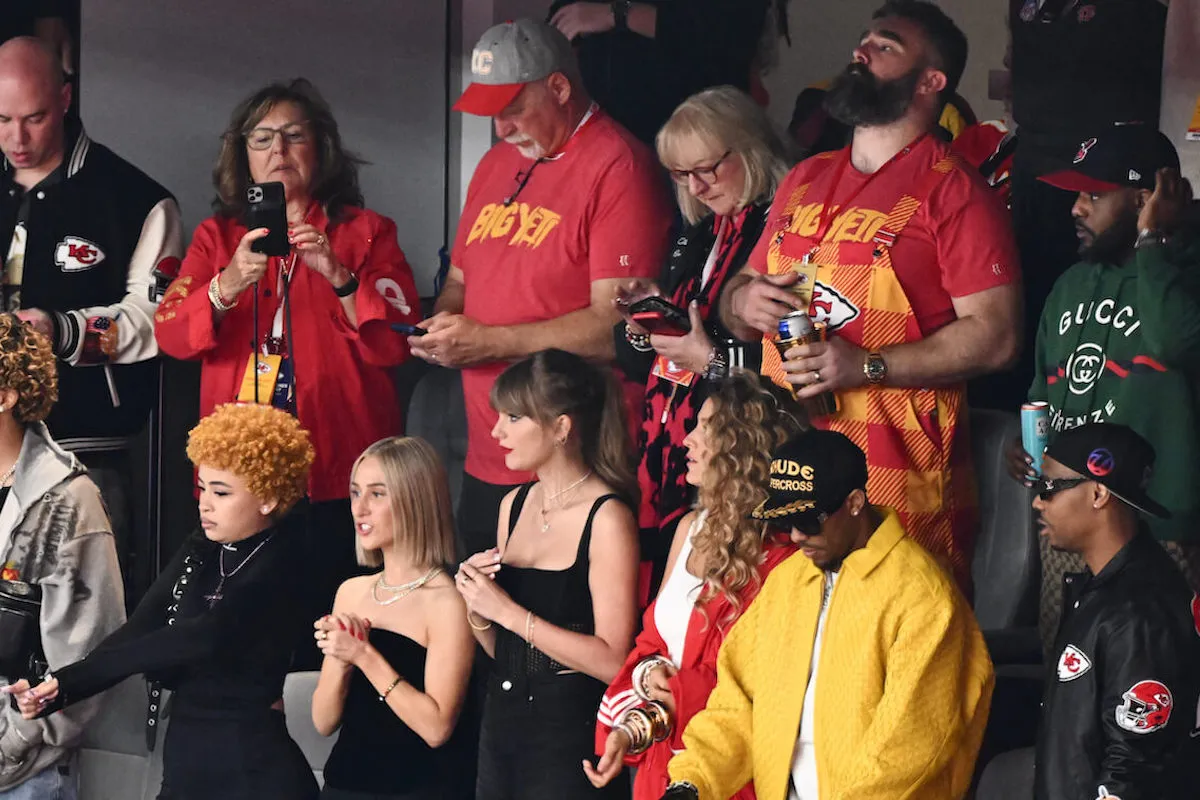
[{"x1": 186, "y1": 403, "x2": 315, "y2": 512}]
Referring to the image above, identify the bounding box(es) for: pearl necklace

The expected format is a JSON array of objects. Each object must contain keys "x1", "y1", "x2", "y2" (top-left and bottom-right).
[
  {"x1": 539, "y1": 471, "x2": 592, "y2": 533},
  {"x1": 372, "y1": 566, "x2": 442, "y2": 606}
]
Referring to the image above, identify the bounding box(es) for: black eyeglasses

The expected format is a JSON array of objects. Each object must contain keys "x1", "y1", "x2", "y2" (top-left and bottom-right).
[
  {"x1": 668, "y1": 150, "x2": 732, "y2": 186},
  {"x1": 1037, "y1": 476, "x2": 1089, "y2": 502}
]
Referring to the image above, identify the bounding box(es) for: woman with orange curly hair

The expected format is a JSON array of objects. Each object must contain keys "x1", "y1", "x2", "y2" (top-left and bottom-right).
[
  {"x1": 585, "y1": 372, "x2": 804, "y2": 800},
  {"x1": 5, "y1": 403, "x2": 319, "y2": 800}
]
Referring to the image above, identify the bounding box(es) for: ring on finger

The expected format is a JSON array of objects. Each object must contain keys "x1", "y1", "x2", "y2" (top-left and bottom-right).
[{"x1": 812, "y1": 370, "x2": 821, "y2": 384}]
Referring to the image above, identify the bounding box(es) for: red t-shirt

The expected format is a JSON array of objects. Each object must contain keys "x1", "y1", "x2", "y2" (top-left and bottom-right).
[
  {"x1": 451, "y1": 109, "x2": 672, "y2": 484},
  {"x1": 747, "y1": 134, "x2": 1018, "y2": 337}
]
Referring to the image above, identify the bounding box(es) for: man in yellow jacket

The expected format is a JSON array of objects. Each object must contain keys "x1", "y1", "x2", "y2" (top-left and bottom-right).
[{"x1": 661, "y1": 429, "x2": 994, "y2": 800}]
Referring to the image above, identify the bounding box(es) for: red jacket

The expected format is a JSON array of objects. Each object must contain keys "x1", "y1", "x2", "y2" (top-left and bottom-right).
[
  {"x1": 154, "y1": 205, "x2": 420, "y2": 501},
  {"x1": 596, "y1": 534, "x2": 797, "y2": 800}
]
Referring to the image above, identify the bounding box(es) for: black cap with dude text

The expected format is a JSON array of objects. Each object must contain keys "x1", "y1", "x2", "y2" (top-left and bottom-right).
[
  {"x1": 1040, "y1": 124, "x2": 1180, "y2": 195},
  {"x1": 1044, "y1": 422, "x2": 1169, "y2": 519},
  {"x1": 752, "y1": 430, "x2": 869, "y2": 526}
]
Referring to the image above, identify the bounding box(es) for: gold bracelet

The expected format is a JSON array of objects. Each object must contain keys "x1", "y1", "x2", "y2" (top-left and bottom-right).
[
  {"x1": 467, "y1": 611, "x2": 492, "y2": 631},
  {"x1": 643, "y1": 700, "x2": 673, "y2": 742},
  {"x1": 378, "y1": 675, "x2": 402, "y2": 702},
  {"x1": 618, "y1": 707, "x2": 653, "y2": 754}
]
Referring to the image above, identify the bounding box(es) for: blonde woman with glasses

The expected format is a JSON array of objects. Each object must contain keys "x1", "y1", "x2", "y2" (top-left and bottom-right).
[
  {"x1": 612, "y1": 86, "x2": 793, "y2": 601},
  {"x1": 311, "y1": 437, "x2": 474, "y2": 800}
]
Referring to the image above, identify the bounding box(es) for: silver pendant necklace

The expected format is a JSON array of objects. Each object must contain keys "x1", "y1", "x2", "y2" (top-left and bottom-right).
[
  {"x1": 539, "y1": 470, "x2": 592, "y2": 532},
  {"x1": 372, "y1": 566, "x2": 443, "y2": 606},
  {"x1": 204, "y1": 533, "x2": 275, "y2": 607}
]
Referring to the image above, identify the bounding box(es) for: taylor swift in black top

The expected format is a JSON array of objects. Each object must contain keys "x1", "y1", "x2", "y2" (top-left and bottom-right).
[{"x1": 42, "y1": 513, "x2": 318, "y2": 800}]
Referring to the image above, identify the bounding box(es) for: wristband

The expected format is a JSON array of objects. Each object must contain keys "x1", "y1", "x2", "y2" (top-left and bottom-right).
[{"x1": 333, "y1": 275, "x2": 359, "y2": 297}]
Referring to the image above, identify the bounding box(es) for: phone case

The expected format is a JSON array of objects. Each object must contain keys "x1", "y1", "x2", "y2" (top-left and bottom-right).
[
  {"x1": 629, "y1": 296, "x2": 691, "y2": 333},
  {"x1": 245, "y1": 182, "x2": 290, "y2": 257}
]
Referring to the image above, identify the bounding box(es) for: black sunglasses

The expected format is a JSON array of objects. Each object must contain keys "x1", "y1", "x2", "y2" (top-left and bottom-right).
[
  {"x1": 791, "y1": 511, "x2": 829, "y2": 538},
  {"x1": 1037, "y1": 476, "x2": 1090, "y2": 502}
]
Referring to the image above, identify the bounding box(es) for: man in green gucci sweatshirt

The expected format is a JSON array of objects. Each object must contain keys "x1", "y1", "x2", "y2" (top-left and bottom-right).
[{"x1": 1004, "y1": 123, "x2": 1200, "y2": 649}]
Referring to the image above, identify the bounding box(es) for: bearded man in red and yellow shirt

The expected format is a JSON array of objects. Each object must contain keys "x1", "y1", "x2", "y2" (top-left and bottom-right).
[{"x1": 720, "y1": 0, "x2": 1022, "y2": 595}]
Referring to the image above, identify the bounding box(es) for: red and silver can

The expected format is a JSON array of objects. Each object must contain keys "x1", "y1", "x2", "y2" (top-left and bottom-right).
[{"x1": 775, "y1": 311, "x2": 838, "y2": 417}]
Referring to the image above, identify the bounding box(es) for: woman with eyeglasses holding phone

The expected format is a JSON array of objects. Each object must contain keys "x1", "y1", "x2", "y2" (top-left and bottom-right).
[
  {"x1": 154, "y1": 79, "x2": 422, "y2": 667},
  {"x1": 612, "y1": 86, "x2": 792, "y2": 600},
  {"x1": 5, "y1": 403, "x2": 319, "y2": 800}
]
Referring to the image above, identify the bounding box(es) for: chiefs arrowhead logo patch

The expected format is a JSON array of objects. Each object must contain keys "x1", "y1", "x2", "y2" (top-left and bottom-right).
[
  {"x1": 55, "y1": 236, "x2": 106, "y2": 272},
  {"x1": 1057, "y1": 644, "x2": 1093, "y2": 682},
  {"x1": 808, "y1": 282, "x2": 860, "y2": 333}
]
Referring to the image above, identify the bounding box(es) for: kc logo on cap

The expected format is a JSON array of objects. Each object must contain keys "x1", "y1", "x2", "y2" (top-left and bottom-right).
[{"x1": 471, "y1": 49, "x2": 494, "y2": 76}]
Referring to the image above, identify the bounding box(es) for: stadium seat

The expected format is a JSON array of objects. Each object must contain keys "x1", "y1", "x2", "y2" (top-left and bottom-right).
[
  {"x1": 75, "y1": 677, "x2": 164, "y2": 800},
  {"x1": 405, "y1": 366, "x2": 468, "y2": 510},
  {"x1": 968, "y1": 408, "x2": 1042, "y2": 663},
  {"x1": 283, "y1": 670, "x2": 337, "y2": 788},
  {"x1": 976, "y1": 746, "x2": 1035, "y2": 799}
]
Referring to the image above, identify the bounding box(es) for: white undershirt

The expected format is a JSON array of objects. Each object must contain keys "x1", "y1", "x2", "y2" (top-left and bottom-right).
[
  {"x1": 654, "y1": 511, "x2": 706, "y2": 667},
  {"x1": 788, "y1": 570, "x2": 839, "y2": 800},
  {"x1": 699, "y1": 216, "x2": 730, "y2": 291}
]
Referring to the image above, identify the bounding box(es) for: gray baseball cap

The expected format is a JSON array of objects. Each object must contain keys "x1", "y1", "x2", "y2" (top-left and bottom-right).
[{"x1": 453, "y1": 19, "x2": 576, "y2": 117}]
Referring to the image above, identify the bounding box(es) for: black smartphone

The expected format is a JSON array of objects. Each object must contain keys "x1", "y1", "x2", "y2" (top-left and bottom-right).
[
  {"x1": 244, "y1": 182, "x2": 289, "y2": 257},
  {"x1": 629, "y1": 296, "x2": 691, "y2": 336},
  {"x1": 391, "y1": 323, "x2": 426, "y2": 336}
]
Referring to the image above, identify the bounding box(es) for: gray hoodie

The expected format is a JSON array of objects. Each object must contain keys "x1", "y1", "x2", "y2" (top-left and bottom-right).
[{"x1": 0, "y1": 423, "x2": 126, "y2": 790}]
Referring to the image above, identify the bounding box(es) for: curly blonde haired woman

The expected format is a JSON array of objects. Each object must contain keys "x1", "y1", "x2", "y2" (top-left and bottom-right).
[
  {"x1": 7, "y1": 403, "x2": 319, "y2": 800},
  {"x1": 585, "y1": 372, "x2": 804, "y2": 800}
]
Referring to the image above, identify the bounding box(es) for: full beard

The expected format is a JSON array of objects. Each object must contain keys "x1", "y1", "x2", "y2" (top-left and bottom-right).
[
  {"x1": 1078, "y1": 208, "x2": 1138, "y2": 263},
  {"x1": 824, "y1": 62, "x2": 923, "y2": 128}
]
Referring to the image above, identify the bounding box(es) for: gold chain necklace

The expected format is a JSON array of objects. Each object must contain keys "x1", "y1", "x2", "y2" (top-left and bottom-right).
[
  {"x1": 539, "y1": 471, "x2": 592, "y2": 533},
  {"x1": 371, "y1": 566, "x2": 442, "y2": 606}
]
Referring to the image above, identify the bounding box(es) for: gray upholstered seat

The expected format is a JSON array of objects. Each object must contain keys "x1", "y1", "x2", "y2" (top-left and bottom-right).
[
  {"x1": 976, "y1": 746, "x2": 1035, "y2": 799},
  {"x1": 75, "y1": 677, "x2": 164, "y2": 800},
  {"x1": 283, "y1": 670, "x2": 337, "y2": 789},
  {"x1": 405, "y1": 366, "x2": 468, "y2": 510},
  {"x1": 969, "y1": 408, "x2": 1041, "y2": 661}
]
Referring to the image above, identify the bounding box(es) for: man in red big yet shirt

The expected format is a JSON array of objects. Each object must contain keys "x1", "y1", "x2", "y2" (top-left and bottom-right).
[
  {"x1": 411, "y1": 18, "x2": 672, "y2": 558},
  {"x1": 717, "y1": 0, "x2": 1023, "y2": 595}
]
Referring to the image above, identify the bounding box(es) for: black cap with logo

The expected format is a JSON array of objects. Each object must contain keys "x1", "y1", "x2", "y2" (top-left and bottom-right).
[
  {"x1": 1040, "y1": 123, "x2": 1180, "y2": 195},
  {"x1": 1043, "y1": 422, "x2": 1169, "y2": 519},
  {"x1": 752, "y1": 429, "x2": 869, "y2": 527}
]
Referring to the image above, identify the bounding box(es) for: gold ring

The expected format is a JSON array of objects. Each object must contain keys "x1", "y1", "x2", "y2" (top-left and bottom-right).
[{"x1": 317, "y1": 235, "x2": 326, "y2": 246}]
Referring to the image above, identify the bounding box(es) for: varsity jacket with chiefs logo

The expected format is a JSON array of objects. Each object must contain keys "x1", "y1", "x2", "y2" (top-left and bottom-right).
[
  {"x1": 0, "y1": 122, "x2": 183, "y2": 449},
  {"x1": 1036, "y1": 530, "x2": 1200, "y2": 800}
]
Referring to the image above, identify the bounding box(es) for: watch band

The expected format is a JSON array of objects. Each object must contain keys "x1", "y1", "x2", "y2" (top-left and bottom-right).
[
  {"x1": 863, "y1": 351, "x2": 887, "y2": 385},
  {"x1": 612, "y1": 0, "x2": 632, "y2": 31},
  {"x1": 1134, "y1": 228, "x2": 1168, "y2": 250}
]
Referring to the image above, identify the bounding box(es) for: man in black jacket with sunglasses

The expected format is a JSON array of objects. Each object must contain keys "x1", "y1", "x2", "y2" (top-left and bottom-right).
[{"x1": 1031, "y1": 422, "x2": 1200, "y2": 800}]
